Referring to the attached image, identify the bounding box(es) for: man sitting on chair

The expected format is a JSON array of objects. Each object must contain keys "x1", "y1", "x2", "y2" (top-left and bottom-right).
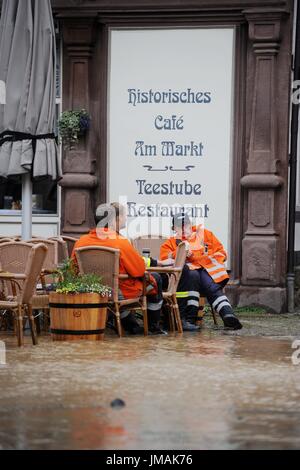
[
  {"x1": 160, "y1": 213, "x2": 243, "y2": 330},
  {"x1": 72, "y1": 203, "x2": 167, "y2": 335}
]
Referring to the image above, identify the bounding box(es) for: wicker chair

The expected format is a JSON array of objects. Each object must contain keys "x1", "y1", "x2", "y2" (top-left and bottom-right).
[
  {"x1": 0, "y1": 242, "x2": 34, "y2": 331},
  {"x1": 0, "y1": 242, "x2": 33, "y2": 295},
  {"x1": 0, "y1": 243, "x2": 48, "y2": 346},
  {"x1": 26, "y1": 238, "x2": 58, "y2": 273},
  {"x1": 49, "y1": 237, "x2": 69, "y2": 263},
  {"x1": 75, "y1": 245, "x2": 148, "y2": 337},
  {"x1": 0, "y1": 241, "x2": 51, "y2": 332},
  {"x1": 132, "y1": 235, "x2": 168, "y2": 260},
  {"x1": 147, "y1": 241, "x2": 186, "y2": 333},
  {"x1": 61, "y1": 236, "x2": 79, "y2": 257},
  {"x1": 26, "y1": 238, "x2": 60, "y2": 331}
]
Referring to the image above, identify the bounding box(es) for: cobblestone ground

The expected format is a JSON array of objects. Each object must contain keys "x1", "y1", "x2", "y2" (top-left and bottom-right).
[{"x1": 0, "y1": 310, "x2": 300, "y2": 450}]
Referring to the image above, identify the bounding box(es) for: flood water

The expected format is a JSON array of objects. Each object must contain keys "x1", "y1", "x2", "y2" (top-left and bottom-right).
[{"x1": 0, "y1": 313, "x2": 300, "y2": 450}]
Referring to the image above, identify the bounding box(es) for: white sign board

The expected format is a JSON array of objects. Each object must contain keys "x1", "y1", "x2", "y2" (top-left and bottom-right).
[{"x1": 108, "y1": 28, "x2": 234, "y2": 252}]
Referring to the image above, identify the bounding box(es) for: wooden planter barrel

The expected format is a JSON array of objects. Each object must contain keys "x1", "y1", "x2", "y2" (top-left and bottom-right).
[{"x1": 49, "y1": 292, "x2": 108, "y2": 341}]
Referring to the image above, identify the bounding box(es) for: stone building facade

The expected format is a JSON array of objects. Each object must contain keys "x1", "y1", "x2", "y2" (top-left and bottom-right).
[{"x1": 51, "y1": 0, "x2": 293, "y2": 312}]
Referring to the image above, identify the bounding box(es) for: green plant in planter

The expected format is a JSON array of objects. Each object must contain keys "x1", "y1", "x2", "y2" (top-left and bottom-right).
[
  {"x1": 54, "y1": 258, "x2": 112, "y2": 297},
  {"x1": 58, "y1": 109, "x2": 91, "y2": 147}
]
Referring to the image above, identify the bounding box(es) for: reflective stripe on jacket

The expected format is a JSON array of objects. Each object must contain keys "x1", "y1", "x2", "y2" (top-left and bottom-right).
[{"x1": 160, "y1": 226, "x2": 229, "y2": 284}]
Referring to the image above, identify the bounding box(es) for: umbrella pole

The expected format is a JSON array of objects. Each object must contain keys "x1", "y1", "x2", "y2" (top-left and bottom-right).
[{"x1": 21, "y1": 173, "x2": 32, "y2": 240}]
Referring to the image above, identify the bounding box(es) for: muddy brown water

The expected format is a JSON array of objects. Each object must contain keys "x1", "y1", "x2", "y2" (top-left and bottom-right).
[{"x1": 0, "y1": 313, "x2": 300, "y2": 450}]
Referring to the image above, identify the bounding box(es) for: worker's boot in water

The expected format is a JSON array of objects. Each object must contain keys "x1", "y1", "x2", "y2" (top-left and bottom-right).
[
  {"x1": 149, "y1": 323, "x2": 168, "y2": 335},
  {"x1": 181, "y1": 319, "x2": 201, "y2": 332},
  {"x1": 121, "y1": 313, "x2": 144, "y2": 335},
  {"x1": 219, "y1": 306, "x2": 243, "y2": 330}
]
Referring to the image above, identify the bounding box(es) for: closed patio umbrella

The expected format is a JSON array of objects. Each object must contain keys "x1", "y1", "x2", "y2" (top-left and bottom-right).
[{"x1": 0, "y1": 0, "x2": 61, "y2": 239}]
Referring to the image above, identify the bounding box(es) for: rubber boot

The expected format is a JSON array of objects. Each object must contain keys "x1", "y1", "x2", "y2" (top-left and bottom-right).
[{"x1": 219, "y1": 306, "x2": 243, "y2": 330}]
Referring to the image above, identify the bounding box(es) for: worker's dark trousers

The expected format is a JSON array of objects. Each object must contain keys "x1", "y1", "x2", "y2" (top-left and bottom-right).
[
  {"x1": 119, "y1": 271, "x2": 163, "y2": 325},
  {"x1": 177, "y1": 265, "x2": 233, "y2": 321},
  {"x1": 145, "y1": 272, "x2": 164, "y2": 325}
]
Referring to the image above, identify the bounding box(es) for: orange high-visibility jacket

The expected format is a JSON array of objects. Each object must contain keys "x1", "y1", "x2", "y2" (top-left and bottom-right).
[
  {"x1": 160, "y1": 226, "x2": 229, "y2": 284},
  {"x1": 72, "y1": 228, "x2": 146, "y2": 299}
]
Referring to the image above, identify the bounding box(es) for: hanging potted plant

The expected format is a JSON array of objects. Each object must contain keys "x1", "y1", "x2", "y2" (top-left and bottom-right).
[
  {"x1": 49, "y1": 259, "x2": 112, "y2": 341},
  {"x1": 58, "y1": 109, "x2": 91, "y2": 148}
]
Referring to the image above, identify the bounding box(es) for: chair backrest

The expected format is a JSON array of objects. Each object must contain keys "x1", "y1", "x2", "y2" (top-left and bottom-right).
[
  {"x1": 75, "y1": 246, "x2": 120, "y2": 302},
  {"x1": 0, "y1": 238, "x2": 14, "y2": 244},
  {"x1": 21, "y1": 244, "x2": 48, "y2": 304},
  {"x1": 61, "y1": 236, "x2": 79, "y2": 257},
  {"x1": 0, "y1": 242, "x2": 34, "y2": 297},
  {"x1": 167, "y1": 242, "x2": 187, "y2": 295},
  {"x1": 0, "y1": 242, "x2": 33, "y2": 273},
  {"x1": 49, "y1": 237, "x2": 69, "y2": 263},
  {"x1": 26, "y1": 238, "x2": 58, "y2": 270},
  {"x1": 132, "y1": 235, "x2": 168, "y2": 260},
  {"x1": 0, "y1": 235, "x2": 22, "y2": 240}
]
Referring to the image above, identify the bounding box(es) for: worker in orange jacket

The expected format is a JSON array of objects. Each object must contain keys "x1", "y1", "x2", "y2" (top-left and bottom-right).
[
  {"x1": 72, "y1": 203, "x2": 167, "y2": 335},
  {"x1": 160, "y1": 213, "x2": 242, "y2": 330}
]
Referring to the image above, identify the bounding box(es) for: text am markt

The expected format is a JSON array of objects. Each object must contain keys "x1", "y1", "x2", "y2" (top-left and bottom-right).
[{"x1": 135, "y1": 140, "x2": 204, "y2": 157}]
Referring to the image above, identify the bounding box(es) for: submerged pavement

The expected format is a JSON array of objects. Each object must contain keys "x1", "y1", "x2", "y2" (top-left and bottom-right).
[{"x1": 0, "y1": 312, "x2": 300, "y2": 450}]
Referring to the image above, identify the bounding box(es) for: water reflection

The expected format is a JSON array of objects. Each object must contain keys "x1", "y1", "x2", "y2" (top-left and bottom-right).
[{"x1": 1, "y1": 319, "x2": 300, "y2": 449}]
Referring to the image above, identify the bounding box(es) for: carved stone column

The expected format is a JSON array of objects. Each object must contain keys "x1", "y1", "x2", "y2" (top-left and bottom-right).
[
  {"x1": 60, "y1": 19, "x2": 98, "y2": 235},
  {"x1": 240, "y1": 8, "x2": 288, "y2": 311}
]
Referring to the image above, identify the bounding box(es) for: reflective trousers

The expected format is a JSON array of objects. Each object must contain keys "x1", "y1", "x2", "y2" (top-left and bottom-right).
[{"x1": 176, "y1": 265, "x2": 233, "y2": 320}]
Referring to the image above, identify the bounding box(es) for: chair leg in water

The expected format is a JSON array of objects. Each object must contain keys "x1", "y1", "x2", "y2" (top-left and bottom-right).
[
  {"x1": 28, "y1": 305, "x2": 38, "y2": 345},
  {"x1": 142, "y1": 307, "x2": 148, "y2": 336},
  {"x1": 211, "y1": 307, "x2": 218, "y2": 326},
  {"x1": 172, "y1": 295, "x2": 183, "y2": 333},
  {"x1": 114, "y1": 304, "x2": 122, "y2": 337},
  {"x1": 168, "y1": 302, "x2": 175, "y2": 332},
  {"x1": 16, "y1": 306, "x2": 24, "y2": 347}
]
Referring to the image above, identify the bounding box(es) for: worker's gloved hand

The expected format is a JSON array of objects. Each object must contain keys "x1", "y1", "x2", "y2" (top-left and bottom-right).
[{"x1": 158, "y1": 258, "x2": 175, "y2": 267}]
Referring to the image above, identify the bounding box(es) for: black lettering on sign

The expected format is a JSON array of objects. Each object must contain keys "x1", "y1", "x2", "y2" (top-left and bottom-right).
[{"x1": 135, "y1": 180, "x2": 202, "y2": 196}]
